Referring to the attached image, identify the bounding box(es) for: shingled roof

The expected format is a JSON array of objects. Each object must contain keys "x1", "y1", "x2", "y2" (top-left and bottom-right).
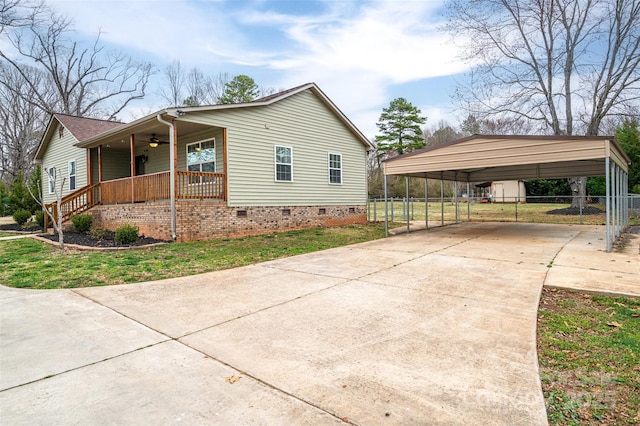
[
  {"x1": 34, "y1": 114, "x2": 125, "y2": 161},
  {"x1": 54, "y1": 113, "x2": 123, "y2": 142}
]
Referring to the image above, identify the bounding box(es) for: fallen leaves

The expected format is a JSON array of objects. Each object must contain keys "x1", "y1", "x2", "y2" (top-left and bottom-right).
[{"x1": 225, "y1": 375, "x2": 241, "y2": 384}]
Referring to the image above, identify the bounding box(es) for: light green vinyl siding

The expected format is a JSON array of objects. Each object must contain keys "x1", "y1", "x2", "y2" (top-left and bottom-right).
[
  {"x1": 185, "y1": 90, "x2": 367, "y2": 206},
  {"x1": 41, "y1": 123, "x2": 88, "y2": 203},
  {"x1": 100, "y1": 149, "x2": 131, "y2": 181}
]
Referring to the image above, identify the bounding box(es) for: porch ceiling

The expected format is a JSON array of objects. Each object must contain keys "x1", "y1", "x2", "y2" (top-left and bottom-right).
[{"x1": 76, "y1": 116, "x2": 216, "y2": 151}]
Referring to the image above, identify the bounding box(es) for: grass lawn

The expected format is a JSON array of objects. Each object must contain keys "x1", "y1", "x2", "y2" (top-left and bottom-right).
[
  {"x1": 538, "y1": 288, "x2": 640, "y2": 425},
  {"x1": 2, "y1": 219, "x2": 638, "y2": 423},
  {"x1": 0, "y1": 223, "x2": 386, "y2": 289}
]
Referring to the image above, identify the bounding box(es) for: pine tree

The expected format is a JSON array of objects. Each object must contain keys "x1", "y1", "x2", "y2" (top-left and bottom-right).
[{"x1": 375, "y1": 98, "x2": 426, "y2": 156}]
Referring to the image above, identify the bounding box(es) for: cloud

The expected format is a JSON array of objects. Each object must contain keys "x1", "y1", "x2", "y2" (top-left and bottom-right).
[{"x1": 41, "y1": 0, "x2": 470, "y2": 136}]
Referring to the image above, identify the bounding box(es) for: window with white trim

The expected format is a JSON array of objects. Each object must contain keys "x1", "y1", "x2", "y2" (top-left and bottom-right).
[
  {"x1": 328, "y1": 153, "x2": 342, "y2": 184},
  {"x1": 68, "y1": 160, "x2": 76, "y2": 191},
  {"x1": 275, "y1": 145, "x2": 292, "y2": 182},
  {"x1": 48, "y1": 167, "x2": 56, "y2": 194},
  {"x1": 186, "y1": 139, "x2": 216, "y2": 173}
]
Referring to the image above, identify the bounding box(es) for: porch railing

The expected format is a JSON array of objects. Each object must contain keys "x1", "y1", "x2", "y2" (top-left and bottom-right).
[
  {"x1": 177, "y1": 171, "x2": 226, "y2": 200},
  {"x1": 45, "y1": 171, "x2": 226, "y2": 227},
  {"x1": 44, "y1": 182, "x2": 101, "y2": 228},
  {"x1": 101, "y1": 171, "x2": 172, "y2": 204}
]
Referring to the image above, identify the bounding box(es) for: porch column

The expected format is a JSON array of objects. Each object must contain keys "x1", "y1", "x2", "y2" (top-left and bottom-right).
[
  {"x1": 130, "y1": 133, "x2": 135, "y2": 202},
  {"x1": 98, "y1": 145, "x2": 103, "y2": 182},
  {"x1": 86, "y1": 148, "x2": 93, "y2": 205}
]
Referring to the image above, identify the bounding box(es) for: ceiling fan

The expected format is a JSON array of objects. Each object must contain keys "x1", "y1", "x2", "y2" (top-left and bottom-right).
[{"x1": 148, "y1": 134, "x2": 169, "y2": 148}]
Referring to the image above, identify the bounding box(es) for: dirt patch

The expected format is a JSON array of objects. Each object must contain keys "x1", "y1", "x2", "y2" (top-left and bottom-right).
[
  {"x1": 546, "y1": 206, "x2": 605, "y2": 215},
  {"x1": 39, "y1": 231, "x2": 168, "y2": 248}
]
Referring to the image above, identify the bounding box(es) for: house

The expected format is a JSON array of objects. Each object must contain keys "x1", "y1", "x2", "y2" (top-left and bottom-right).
[
  {"x1": 476, "y1": 180, "x2": 527, "y2": 203},
  {"x1": 34, "y1": 83, "x2": 374, "y2": 241}
]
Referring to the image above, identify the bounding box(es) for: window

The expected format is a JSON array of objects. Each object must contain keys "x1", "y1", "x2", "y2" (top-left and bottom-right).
[
  {"x1": 48, "y1": 167, "x2": 56, "y2": 194},
  {"x1": 187, "y1": 139, "x2": 216, "y2": 173},
  {"x1": 68, "y1": 160, "x2": 76, "y2": 191},
  {"x1": 275, "y1": 146, "x2": 292, "y2": 182},
  {"x1": 328, "y1": 153, "x2": 342, "y2": 184},
  {"x1": 187, "y1": 139, "x2": 215, "y2": 184}
]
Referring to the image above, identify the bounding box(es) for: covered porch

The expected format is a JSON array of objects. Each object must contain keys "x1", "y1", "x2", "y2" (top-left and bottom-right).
[{"x1": 46, "y1": 112, "x2": 227, "y2": 230}]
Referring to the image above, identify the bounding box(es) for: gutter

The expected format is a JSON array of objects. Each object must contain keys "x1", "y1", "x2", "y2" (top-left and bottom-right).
[{"x1": 156, "y1": 114, "x2": 177, "y2": 241}]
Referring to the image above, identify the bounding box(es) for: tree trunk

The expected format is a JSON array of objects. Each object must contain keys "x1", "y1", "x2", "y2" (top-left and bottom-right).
[{"x1": 568, "y1": 177, "x2": 587, "y2": 209}]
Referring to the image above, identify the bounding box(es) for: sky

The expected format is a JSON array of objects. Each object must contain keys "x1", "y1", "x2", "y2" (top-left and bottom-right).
[{"x1": 44, "y1": 0, "x2": 471, "y2": 139}]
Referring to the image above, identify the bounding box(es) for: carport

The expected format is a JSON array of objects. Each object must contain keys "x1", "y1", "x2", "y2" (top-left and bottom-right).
[{"x1": 382, "y1": 135, "x2": 632, "y2": 252}]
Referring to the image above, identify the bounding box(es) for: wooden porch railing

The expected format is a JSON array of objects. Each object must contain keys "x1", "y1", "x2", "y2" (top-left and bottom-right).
[
  {"x1": 44, "y1": 182, "x2": 101, "y2": 229},
  {"x1": 177, "y1": 171, "x2": 226, "y2": 200},
  {"x1": 44, "y1": 171, "x2": 226, "y2": 228},
  {"x1": 101, "y1": 171, "x2": 171, "y2": 204}
]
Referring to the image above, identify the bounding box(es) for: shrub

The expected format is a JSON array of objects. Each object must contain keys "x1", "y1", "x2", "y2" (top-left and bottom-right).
[
  {"x1": 35, "y1": 210, "x2": 45, "y2": 227},
  {"x1": 22, "y1": 221, "x2": 38, "y2": 230},
  {"x1": 114, "y1": 223, "x2": 139, "y2": 245},
  {"x1": 12, "y1": 209, "x2": 31, "y2": 226},
  {"x1": 90, "y1": 227, "x2": 112, "y2": 241},
  {"x1": 71, "y1": 214, "x2": 93, "y2": 233}
]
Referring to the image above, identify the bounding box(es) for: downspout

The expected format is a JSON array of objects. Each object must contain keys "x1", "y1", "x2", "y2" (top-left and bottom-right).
[{"x1": 156, "y1": 114, "x2": 177, "y2": 240}]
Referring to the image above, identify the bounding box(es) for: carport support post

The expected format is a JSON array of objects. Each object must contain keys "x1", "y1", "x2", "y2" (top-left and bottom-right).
[
  {"x1": 406, "y1": 176, "x2": 410, "y2": 234},
  {"x1": 384, "y1": 174, "x2": 389, "y2": 237},
  {"x1": 605, "y1": 157, "x2": 611, "y2": 252},
  {"x1": 467, "y1": 182, "x2": 471, "y2": 222},
  {"x1": 440, "y1": 173, "x2": 444, "y2": 226},
  {"x1": 425, "y1": 177, "x2": 429, "y2": 229}
]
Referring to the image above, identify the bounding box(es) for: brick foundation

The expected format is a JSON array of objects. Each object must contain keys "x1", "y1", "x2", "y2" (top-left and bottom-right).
[{"x1": 91, "y1": 201, "x2": 367, "y2": 242}]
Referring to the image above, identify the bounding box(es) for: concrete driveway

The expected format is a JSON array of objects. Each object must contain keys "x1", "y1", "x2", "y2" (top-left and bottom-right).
[{"x1": 1, "y1": 222, "x2": 638, "y2": 425}]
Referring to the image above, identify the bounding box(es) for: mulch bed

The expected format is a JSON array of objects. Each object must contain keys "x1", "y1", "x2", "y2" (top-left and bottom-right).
[
  {"x1": 0, "y1": 223, "x2": 45, "y2": 233},
  {"x1": 546, "y1": 206, "x2": 605, "y2": 215},
  {"x1": 39, "y1": 231, "x2": 168, "y2": 248}
]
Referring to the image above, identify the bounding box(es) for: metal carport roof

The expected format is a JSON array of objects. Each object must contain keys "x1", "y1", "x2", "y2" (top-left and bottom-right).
[
  {"x1": 382, "y1": 135, "x2": 630, "y2": 181},
  {"x1": 381, "y1": 135, "x2": 632, "y2": 252}
]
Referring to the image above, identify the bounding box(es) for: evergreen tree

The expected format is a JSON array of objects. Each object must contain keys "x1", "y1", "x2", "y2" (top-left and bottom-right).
[
  {"x1": 218, "y1": 75, "x2": 259, "y2": 104},
  {"x1": 375, "y1": 98, "x2": 426, "y2": 156},
  {"x1": 616, "y1": 119, "x2": 640, "y2": 193}
]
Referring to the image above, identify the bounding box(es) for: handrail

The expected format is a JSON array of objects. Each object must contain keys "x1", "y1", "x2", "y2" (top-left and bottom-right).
[{"x1": 45, "y1": 182, "x2": 101, "y2": 228}]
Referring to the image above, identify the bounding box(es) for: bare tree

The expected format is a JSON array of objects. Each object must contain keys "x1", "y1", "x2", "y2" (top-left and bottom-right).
[
  {"x1": 447, "y1": 0, "x2": 640, "y2": 207},
  {"x1": 0, "y1": 0, "x2": 43, "y2": 33},
  {"x1": 158, "y1": 63, "x2": 232, "y2": 107},
  {"x1": 0, "y1": 9, "x2": 153, "y2": 120},
  {"x1": 0, "y1": 62, "x2": 45, "y2": 181},
  {"x1": 0, "y1": 3, "x2": 153, "y2": 185},
  {"x1": 424, "y1": 120, "x2": 462, "y2": 147},
  {"x1": 158, "y1": 60, "x2": 185, "y2": 106}
]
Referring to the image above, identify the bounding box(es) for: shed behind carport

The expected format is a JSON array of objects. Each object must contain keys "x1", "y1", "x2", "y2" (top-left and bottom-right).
[{"x1": 382, "y1": 135, "x2": 632, "y2": 251}]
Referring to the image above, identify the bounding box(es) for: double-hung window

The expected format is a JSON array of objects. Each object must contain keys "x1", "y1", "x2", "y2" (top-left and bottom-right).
[
  {"x1": 275, "y1": 146, "x2": 293, "y2": 182},
  {"x1": 187, "y1": 139, "x2": 215, "y2": 184},
  {"x1": 328, "y1": 153, "x2": 342, "y2": 184},
  {"x1": 68, "y1": 160, "x2": 76, "y2": 191},
  {"x1": 48, "y1": 167, "x2": 56, "y2": 194}
]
